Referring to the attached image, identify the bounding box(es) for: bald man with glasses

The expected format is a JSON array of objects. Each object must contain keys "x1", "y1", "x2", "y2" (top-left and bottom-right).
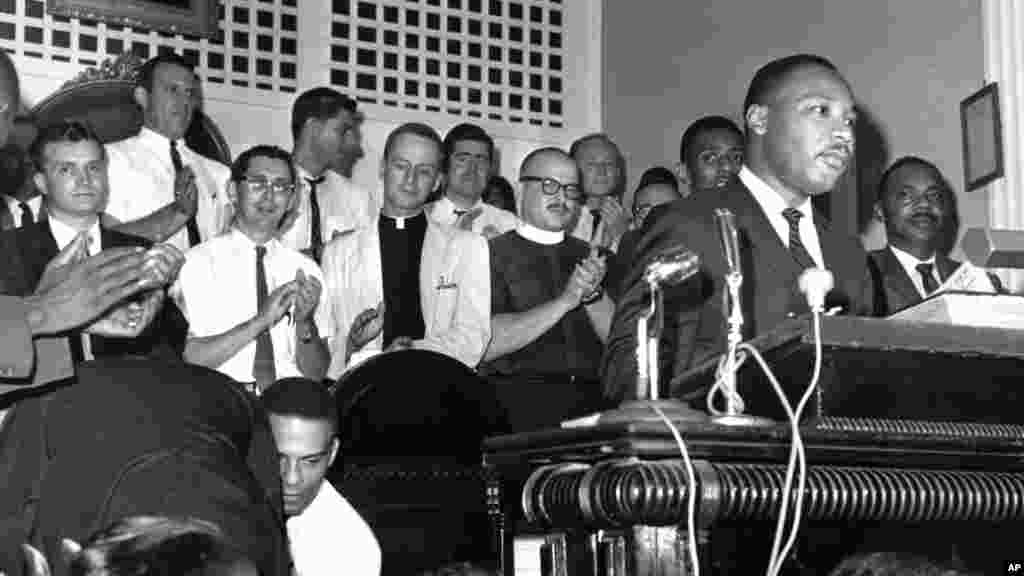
[{"x1": 481, "y1": 147, "x2": 614, "y2": 432}]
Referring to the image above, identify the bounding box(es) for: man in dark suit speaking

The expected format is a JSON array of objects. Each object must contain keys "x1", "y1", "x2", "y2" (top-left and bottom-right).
[{"x1": 603, "y1": 54, "x2": 875, "y2": 402}]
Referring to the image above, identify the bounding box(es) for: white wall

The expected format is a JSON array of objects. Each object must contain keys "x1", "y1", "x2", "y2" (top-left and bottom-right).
[{"x1": 602, "y1": 0, "x2": 985, "y2": 254}]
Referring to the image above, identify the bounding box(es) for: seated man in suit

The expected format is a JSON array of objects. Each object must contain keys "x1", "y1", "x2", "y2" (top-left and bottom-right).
[
  {"x1": 320, "y1": 123, "x2": 490, "y2": 378},
  {"x1": 481, "y1": 147, "x2": 613, "y2": 431},
  {"x1": 264, "y1": 377, "x2": 380, "y2": 576},
  {"x1": 604, "y1": 53, "x2": 875, "y2": 402},
  {"x1": 175, "y1": 145, "x2": 329, "y2": 393},
  {"x1": 0, "y1": 121, "x2": 179, "y2": 368},
  {"x1": 676, "y1": 115, "x2": 745, "y2": 196},
  {"x1": 870, "y1": 156, "x2": 1001, "y2": 315}
]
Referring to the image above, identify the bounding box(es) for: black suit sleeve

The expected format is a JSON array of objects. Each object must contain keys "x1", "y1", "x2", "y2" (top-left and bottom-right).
[{"x1": 601, "y1": 205, "x2": 708, "y2": 403}]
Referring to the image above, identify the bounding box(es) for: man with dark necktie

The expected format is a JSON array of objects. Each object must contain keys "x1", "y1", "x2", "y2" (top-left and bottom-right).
[
  {"x1": 104, "y1": 53, "x2": 233, "y2": 253},
  {"x1": 569, "y1": 133, "x2": 630, "y2": 251},
  {"x1": 603, "y1": 54, "x2": 875, "y2": 402},
  {"x1": 869, "y1": 156, "x2": 1002, "y2": 316},
  {"x1": 174, "y1": 145, "x2": 329, "y2": 393},
  {"x1": 281, "y1": 87, "x2": 377, "y2": 262}
]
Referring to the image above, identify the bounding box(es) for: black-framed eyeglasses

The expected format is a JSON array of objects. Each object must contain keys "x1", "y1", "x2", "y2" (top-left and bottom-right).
[
  {"x1": 697, "y1": 149, "x2": 744, "y2": 167},
  {"x1": 240, "y1": 176, "x2": 295, "y2": 195},
  {"x1": 519, "y1": 176, "x2": 582, "y2": 201}
]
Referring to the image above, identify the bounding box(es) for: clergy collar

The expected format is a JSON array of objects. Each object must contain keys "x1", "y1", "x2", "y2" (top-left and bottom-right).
[
  {"x1": 380, "y1": 210, "x2": 426, "y2": 230},
  {"x1": 49, "y1": 214, "x2": 101, "y2": 252},
  {"x1": 439, "y1": 194, "x2": 482, "y2": 215},
  {"x1": 740, "y1": 165, "x2": 813, "y2": 220},
  {"x1": 517, "y1": 222, "x2": 564, "y2": 245}
]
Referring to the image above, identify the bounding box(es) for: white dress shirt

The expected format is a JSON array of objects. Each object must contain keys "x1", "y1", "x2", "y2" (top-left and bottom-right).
[
  {"x1": 287, "y1": 481, "x2": 380, "y2": 576},
  {"x1": 49, "y1": 216, "x2": 101, "y2": 360},
  {"x1": 280, "y1": 167, "x2": 379, "y2": 252},
  {"x1": 739, "y1": 166, "x2": 824, "y2": 268},
  {"x1": 3, "y1": 195, "x2": 43, "y2": 228},
  {"x1": 174, "y1": 228, "x2": 328, "y2": 384},
  {"x1": 427, "y1": 195, "x2": 520, "y2": 236},
  {"x1": 105, "y1": 127, "x2": 232, "y2": 253},
  {"x1": 889, "y1": 244, "x2": 939, "y2": 298}
]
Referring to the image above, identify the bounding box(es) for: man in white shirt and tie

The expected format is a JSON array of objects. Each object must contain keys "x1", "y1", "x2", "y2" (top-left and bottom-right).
[
  {"x1": 105, "y1": 53, "x2": 232, "y2": 253},
  {"x1": 263, "y1": 377, "x2": 381, "y2": 576},
  {"x1": 175, "y1": 145, "x2": 329, "y2": 393},
  {"x1": 281, "y1": 87, "x2": 378, "y2": 262},
  {"x1": 869, "y1": 155, "x2": 1002, "y2": 315},
  {"x1": 426, "y1": 123, "x2": 519, "y2": 239}
]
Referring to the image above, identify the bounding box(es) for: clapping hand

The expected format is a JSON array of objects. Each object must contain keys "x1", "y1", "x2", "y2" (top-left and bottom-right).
[
  {"x1": 347, "y1": 301, "x2": 385, "y2": 352},
  {"x1": 596, "y1": 197, "x2": 628, "y2": 248},
  {"x1": 258, "y1": 280, "x2": 298, "y2": 329},
  {"x1": 86, "y1": 289, "x2": 164, "y2": 338},
  {"x1": 173, "y1": 166, "x2": 198, "y2": 217},
  {"x1": 561, "y1": 246, "x2": 607, "y2": 306},
  {"x1": 292, "y1": 269, "x2": 321, "y2": 321}
]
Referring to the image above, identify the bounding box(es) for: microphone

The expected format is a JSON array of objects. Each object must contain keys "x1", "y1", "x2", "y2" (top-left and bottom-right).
[
  {"x1": 643, "y1": 245, "x2": 700, "y2": 287},
  {"x1": 714, "y1": 208, "x2": 741, "y2": 276},
  {"x1": 798, "y1": 268, "x2": 834, "y2": 312}
]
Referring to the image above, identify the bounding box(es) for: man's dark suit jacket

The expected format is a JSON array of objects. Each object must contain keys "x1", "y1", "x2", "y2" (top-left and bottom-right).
[
  {"x1": 868, "y1": 246, "x2": 1003, "y2": 316},
  {"x1": 0, "y1": 220, "x2": 185, "y2": 368},
  {"x1": 0, "y1": 357, "x2": 289, "y2": 576},
  {"x1": 602, "y1": 180, "x2": 875, "y2": 403}
]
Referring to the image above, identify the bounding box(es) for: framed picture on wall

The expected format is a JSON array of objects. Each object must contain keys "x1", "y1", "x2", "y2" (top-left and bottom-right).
[
  {"x1": 46, "y1": 0, "x2": 219, "y2": 39},
  {"x1": 960, "y1": 82, "x2": 1004, "y2": 192}
]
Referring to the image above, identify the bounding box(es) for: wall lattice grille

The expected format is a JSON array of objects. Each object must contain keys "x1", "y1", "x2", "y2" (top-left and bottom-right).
[
  {"x1": 0, "y1": 0, "x2": 299, "y2": 93},
  {"x1": 328, "y1": 0, "x2": 567, "y2": 129}
]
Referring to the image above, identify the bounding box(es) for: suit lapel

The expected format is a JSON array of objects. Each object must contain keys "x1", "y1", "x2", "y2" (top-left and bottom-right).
[
  {"x1": 936, "y1": 254, "x2": 961, "y2": 282},
  {"x1": 724, "y1": 183, "x2": 800, "y2": 279},
  {"x1": 878, "y1": 247, "x2": 921, "y2": 314}
]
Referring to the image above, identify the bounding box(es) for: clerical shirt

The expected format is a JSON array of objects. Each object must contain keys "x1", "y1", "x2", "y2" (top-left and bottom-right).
[{"x1": 379, "y1": 212, "x2": 427, "y2": 347}]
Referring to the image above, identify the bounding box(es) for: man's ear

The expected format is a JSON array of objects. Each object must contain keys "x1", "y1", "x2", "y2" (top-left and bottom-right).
[
  {"x1": 328, "y1": 436, "x2": 340, "y2": 468},
  {"x1": 33, "y1": 172, "x2": 47, "y2": 197},
  {"x1": 21, "y1": 544, "x2": 51, "y2": 576},
  {"x1": 60, "y1": 539, "x2": 83, "y2": 566},
  {"x1": 675, "y1": 161, "x2": 691, "y2": 186},
  {"x1": 745, "y1": 104, "x2": 768, "y2": 136},
  {"x1": 132, "y1": 86, "x2": 150, "y2": 112},
  {"x1": 873, "y1": 201, "x2": 885, "y2": 223}
]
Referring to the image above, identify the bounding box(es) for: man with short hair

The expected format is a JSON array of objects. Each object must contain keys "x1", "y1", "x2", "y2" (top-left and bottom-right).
[
  {"x1": 0, "y1": 121, "x2": 180, "y2": 367},
  {"x1": 676, "y1": 115, "x2": 745, "y2": 196},
  {"x1": 263, "y1": 377, "x2": 380, "y2": 576},
  {"x1": 604, "y1": 54, "x2": 875, "y2": 402},
  {"x1": 870, "y1": 156, "x2": 1000, "y2": 315},
  {"x1": 175, "y1": 145, "x2": 329, "y2": 392},
  {"x1": 426, "y1": 123, "x2": 518, "y2": 238},
  {"x1": 320, "y1": 123, "x2": 490, "y2": 377},
  {"x1": 569, "y1": 133, "x2": 630, "y2": 249},
  {"x1": 482, "y1": 147, "x2": 613, "y2": 431},
  {"x1": 282, "y1": 87, "x2": 378, "y2": 262},
  {"x1": 105, "y1": 53, "x2": 232, "y2": 252},
  {"x1": 0, "y1": 115, "x2": 42, "y2": 231}
]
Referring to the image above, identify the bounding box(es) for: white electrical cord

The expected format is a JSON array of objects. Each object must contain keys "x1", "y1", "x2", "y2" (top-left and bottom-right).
[{"x1": 651, "y1": 404, "x2": 701, "y2": 576}]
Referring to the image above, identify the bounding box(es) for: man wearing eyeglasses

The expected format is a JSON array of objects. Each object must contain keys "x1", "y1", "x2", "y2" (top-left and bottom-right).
[
  {"x1": 174, "y1": 145, "x2": 329, "y2": 393},
  {"x1": 426, "y1": 123, "x2": 519, "y2": 239},
  {"x1": 676, "y1": 115, "x2": 745, "y2": 196},
  {"x1": 320, "y1": 123, "x2": 490, "y2": 378},
  {"x1": 481, "y1": 147, "x2": 614, "y2": 432},
  {"x1": 280, "y1": 88, "x2": 377, "y2": 263}
]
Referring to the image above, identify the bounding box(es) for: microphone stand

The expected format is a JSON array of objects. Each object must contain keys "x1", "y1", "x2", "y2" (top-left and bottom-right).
[
  {"x1": 712, "y1": 268, "x2": 772, "y2": 427},
  {"x1": 599, "y1": 276, "x2": 706, "y2": 425}
]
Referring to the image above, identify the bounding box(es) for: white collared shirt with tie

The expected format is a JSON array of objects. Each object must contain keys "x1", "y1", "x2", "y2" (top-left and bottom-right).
[
  {"x1": 173, "y1": 227, "x2": 329, "y2": 384},
  {"x1": 889, "y1": 244, "x2": 940, "y2": 298},
  {"x1": 739, "y1": 166, "x2": 825, "y2": 268},
  {"x1": 427, "y1": 194, "x2": 520, "y2": 236},
  {"x1": 105, "y1": 127, "x2": 233, "y2": 252},
  {"x1": 3, "y1": 194, "x2": 43, "y2": 228},
  {"x1": 49, "y1": 216, "x2": 102, "y2": 360},
  {"x1": 279, "y1": 167, "x2": 380, "y2": 252}
]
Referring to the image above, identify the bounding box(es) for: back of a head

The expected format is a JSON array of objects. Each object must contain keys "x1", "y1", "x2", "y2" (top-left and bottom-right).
[
  {"x1": 67, "y1": 516, "x2": 258, "y2": 576},
  {"x1": 828, "y1": 552, "x2": 967, "y2": 576},
  {"x1": 290, "y1": 86, "x2": 357, "y2": 141}
]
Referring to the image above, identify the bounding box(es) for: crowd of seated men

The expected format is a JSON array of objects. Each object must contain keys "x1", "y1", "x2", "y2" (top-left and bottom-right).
[{"x1": 0, "y1": 45, "x2": 1007, "y2": 575}]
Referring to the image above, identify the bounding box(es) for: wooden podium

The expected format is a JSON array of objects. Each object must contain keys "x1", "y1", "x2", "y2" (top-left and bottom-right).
[{"x1": 483, "y1": 311, "x2": 1024, "y2": 575}]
